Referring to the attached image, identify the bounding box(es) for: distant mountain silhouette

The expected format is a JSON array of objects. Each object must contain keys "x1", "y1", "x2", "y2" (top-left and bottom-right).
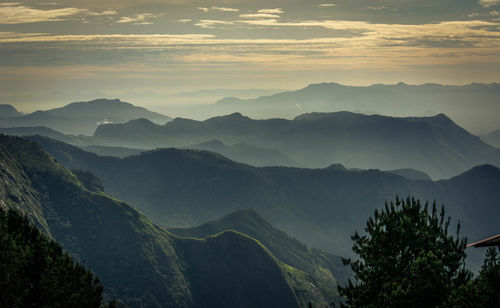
[
  {"x1": 81, "y1": 145, "x2": 145, "y2": 158},
  {"x1": 481, "y1": 130, "x2": 500, "y2": 148},
  {"x1": 0, "y1": 134, "x2": 327, "y2": 308},
  {"x1": 0, "y1": 99, "x2": 171, "y2": 135},
  {"x1": 93, "y1": 111, "x2": 500, "y2": 179},
  {"x1": 206, "y1": 82, "x2": 500, "y2": 134},
  {"x1": 0, "y1": 126, "x2": 93, "y2": 145},
  {"x1": 386, "y1": 168, "x2": 432, "y2": 181},
  {"x1": 185, "y1": 139, "x2": 296, "y2": 167},
  {"x1": 0, "y1": 104, "x2": 23, "y2": 117},
  {"x1": 28, "y1": 136, "x2": 500, "y2": 270}
]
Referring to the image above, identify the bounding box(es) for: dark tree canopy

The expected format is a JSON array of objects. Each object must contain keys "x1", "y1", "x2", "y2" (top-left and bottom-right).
[
  {"x1": 454, "y1": 247, "x2": 500, "y2": 307},
  {"x1": 338, "y1": 197, "x2": 471, "y2": 308},
  {"x1": 0, "y1": 208, "x2": 104, "y2": 308}
]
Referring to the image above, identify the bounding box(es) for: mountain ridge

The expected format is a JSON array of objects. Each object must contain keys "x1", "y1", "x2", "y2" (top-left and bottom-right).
[
  {"x1": 26, "y1": 135, "x2": 500, "y2": 270},
  {"x1": 209, "y1": 82, "x2": 500, "y2": 134},
  {"x1": 93, "y1": 111, "x2": 500, "y2": 179},
  {"x1": 0, "y1": 134, "x2": 327, "y2": 308},
  {"x1": 0, "y1": 99, "x2": 171, "y2": 135}
]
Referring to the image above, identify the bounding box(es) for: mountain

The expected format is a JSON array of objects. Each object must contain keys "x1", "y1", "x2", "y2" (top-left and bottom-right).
[
  {"x1": 207, "y1": 82, "x2": 500, "y2": 134},
  {"x1": 386, "y1": 168, "x2": 432, "y2": 181},
  {"x1": 0, "y1": 126, "x2": 143, "y2": 158},
  {"x1": 0, "y1": 104, "x2": 23, "y2": 118},
  {"x1": 81, "y1": 145, "x2": 145, "y2": 158},
  {"x1": 170, "y1": 209, "x2": 350, "y2": 302},
  {"x1": 27, "y1": 136, "x2": 500, "y2": 270},
  {"x1": 0, "y1": 134, "x2": 327, "y2": 308},
  {"x1": 0, "y1": 99, "x2": 171, "y2": 135},
  {"x1": 481, "y1": 130, "x2": 500, "y2": 148},
  {"x1": 185, "y1": 139, "x2": 296, "y2": 167},
  {"x1": 93, "y1": 111, "x2": 500, "y2": 179}
]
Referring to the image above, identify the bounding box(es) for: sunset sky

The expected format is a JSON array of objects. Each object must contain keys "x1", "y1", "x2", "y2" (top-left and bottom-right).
[{"x1": 1, "y1": 0, "x2": 500, "y2": 111}]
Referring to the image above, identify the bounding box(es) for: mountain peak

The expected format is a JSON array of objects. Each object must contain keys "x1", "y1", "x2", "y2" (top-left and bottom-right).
[
  {"x1": 324, "y1": 163, "x2": 347, "y2": 171},
  {"x1": 431, "y1": 113, "x2": 452, "y2": 121},
  {"x1": 205, "y1": 112, "x2": 250, "y2": 123},
  {"x1": 448, "y1": 164, "x2": 500, "y2": 182},
  {"x1": 126, "y1": 117, "x2": 156, "y2": 126},
  {"x1": 227, "y1": 112, "x2": 245, "y2": 118},
  {"x1": 0, "y1": 104, "x2": 23, "y2": 117}
]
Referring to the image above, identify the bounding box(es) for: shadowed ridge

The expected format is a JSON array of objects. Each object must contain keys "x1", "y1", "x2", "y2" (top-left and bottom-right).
[
  {"x1": 1, "y1": 134, "x2": 323, "y2": 308},
  {"x1": 170, "y1": 209, "x2": 349, "y2": 303}
]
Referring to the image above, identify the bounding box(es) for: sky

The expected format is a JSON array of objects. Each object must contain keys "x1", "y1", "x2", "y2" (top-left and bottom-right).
[{"x1": 1, "y1": 0, "x2": 500, "y2": 111}]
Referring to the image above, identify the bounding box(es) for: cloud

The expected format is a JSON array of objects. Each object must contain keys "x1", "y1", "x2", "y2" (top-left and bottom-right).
[
  {"x1": 0, "y1": 2, "x2": 21, "y2": 6},
  {"x1": 116, "y1": 13, "x2": 155, "y2": 24},
  {"x1": 0, "y1": 3, "x2": 119, "y2": 24},
  {"x1": 239, "y1": 13, "x2": 281, "y2": 19},
  {"x1": 318, "y1": 4, "x2": 336, "y2": 7},
  {"x1": 0, "y1": 33, "x2": 216, "y2": 44},
  {"x1": 211, "y1": 7, "x2": 239, "y2": 12},
  {"x1": 195, "y1": 20, "x2": 234, "y2": 29},
  {"x1": 1, "y1": 18, "x2": 499, "y2": 76},
  {"x1": 177, "y1": 18, "x2": 192, "y2": 23},
  {"x1": 257, "y1": 8, "x2": 283, "y2": 14},
  {"x1": 0, "y1": 4, "x2": 88, "y2": 24},
  {"x1": 479, "y1": 0, "x2": 500, "y2": 7},
  {"x1": 197, "y1": 7, "x2": 209, "y2": 13},
  {"x1": 86, "y1": 10, "x2": 117, "y2": 16},
  {"x1": 364, "y1": 6, "x2": 387, "y2": 11}
]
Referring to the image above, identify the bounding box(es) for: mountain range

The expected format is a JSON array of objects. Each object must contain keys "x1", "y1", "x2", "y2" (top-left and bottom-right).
[
  {"x1": 197, "y1": 82, "x2": 500, "y2": 135},
  {"x1": 27, "y1": 135, "x2": 500, "y2": 270},
  {"x1": 92, "y1": 111, "x2": 500, "y2": 179},
  {"x1": 0, "y1": 99, "x2": 170, "y2": 135},
  {"x1": 0, "y1": 134, "x2": 333, "y2": 307}
]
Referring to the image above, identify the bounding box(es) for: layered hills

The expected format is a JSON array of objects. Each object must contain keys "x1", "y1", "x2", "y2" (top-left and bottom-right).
[
  {"x1": 207, "y1": 82, "x2": 500, "y2": 134},
  {"x1": 185, "y1": 139, "x2": 296, "y2": 167},
  {"x1": 93, "y1": 111, "x2": 500, "y2": 179},
  {"x1": 0, "y1": 99, "x2": 170, "y2": 135},
  {"x1": 28, "y1": 136, "x2": 500, "y2": 268},
  {"x1": 3, "y1": 110, "x2": 498, "y2": 179},
  {"x1": 0, "y1": 134, "x2": 328, "y2": 307}
]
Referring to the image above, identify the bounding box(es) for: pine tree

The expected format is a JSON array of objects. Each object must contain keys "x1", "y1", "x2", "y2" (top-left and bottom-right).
[{"x1": 338, "y1": 197, "x2": 471, "y2": 307}]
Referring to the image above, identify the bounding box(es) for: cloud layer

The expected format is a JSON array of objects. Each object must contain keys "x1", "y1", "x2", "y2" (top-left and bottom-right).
[{"x1": 0, "y1": 0, "x2": 499, "y2": 102}]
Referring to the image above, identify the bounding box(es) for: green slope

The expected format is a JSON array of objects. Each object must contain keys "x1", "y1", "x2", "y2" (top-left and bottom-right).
[
  {"x1": 170, "y1": 209, "x2": 351, "y2": 302},
  {"x1": 26, "y1": 135, "x2": 500, "y2": 270},
  {"x1": 0, "y1": 134, "x2": 325, "y2": 308},
  {"x1": 0, "y1": 208, "x2": 104, "y2": 307}
]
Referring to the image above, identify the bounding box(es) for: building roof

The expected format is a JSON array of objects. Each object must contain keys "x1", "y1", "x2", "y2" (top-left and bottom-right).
[{"x1": 467, "y1": 234, "x2": 500, "y2": 248}]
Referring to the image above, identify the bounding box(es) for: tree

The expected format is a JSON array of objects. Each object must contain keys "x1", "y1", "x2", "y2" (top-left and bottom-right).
[
  {"x1": 0, "y1": 208, "x2": 105, "y2": 307},
  {"x1": 454, "y1": 247, "x2": 500, "y2": 307},
  {"x1": 338, "y1": 197, "x2": 471, "y2": 307}
]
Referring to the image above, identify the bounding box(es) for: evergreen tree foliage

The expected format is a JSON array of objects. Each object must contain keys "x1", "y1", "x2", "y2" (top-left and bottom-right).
[
  {"x1": 454, "y1": 247, "x2": 500, "y2": 307},
  {"x1": 338, "y1": 197, "x2": 471, "y2": 307},
  {"x1": 0, "y1": 208, "x2": 104, "y2": 308}
]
